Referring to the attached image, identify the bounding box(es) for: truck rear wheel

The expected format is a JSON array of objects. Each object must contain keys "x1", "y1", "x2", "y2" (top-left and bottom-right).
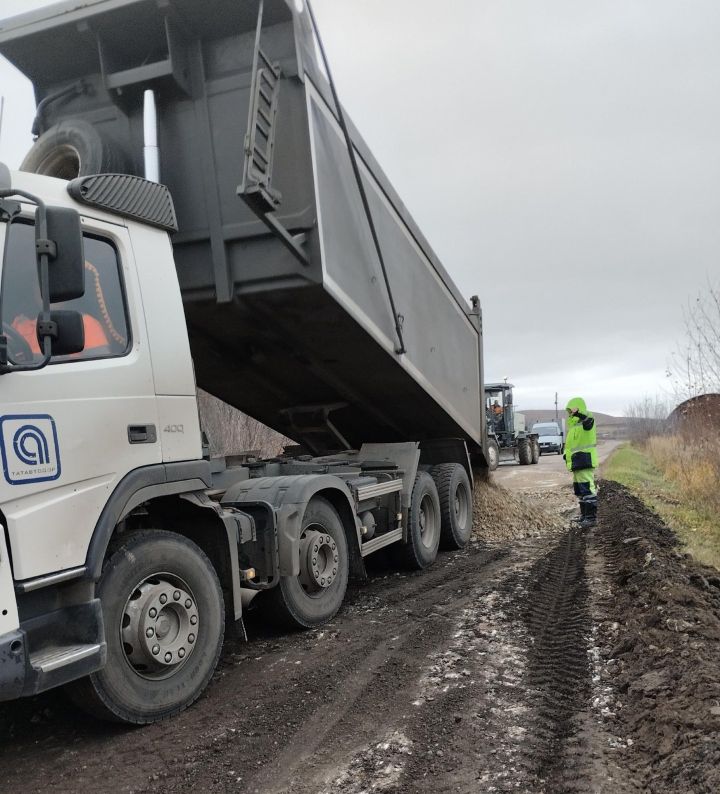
[
  {"x1": 393, "y1": 471, "x2": 441, "y2": 569},
  {"x1": 266, "y1": 497, "x2": 349, "y2": 629},
  {"x1": 531, "y1": 439, "x2": 540, "y2": 464},
  {"x1": 518, "y1": 438, "x2": 532, "y2": 465},
  {"x1": 432, "y1": 463, "x2": 473, "y2": 550},
  {"x1": 69, "y1": 530, "x2": 224, "y2": 724}
]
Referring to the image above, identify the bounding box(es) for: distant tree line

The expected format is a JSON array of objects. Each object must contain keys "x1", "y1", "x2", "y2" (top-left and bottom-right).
[{"x1": 624, "y1": 396, "x2": 670, "y2": 443}]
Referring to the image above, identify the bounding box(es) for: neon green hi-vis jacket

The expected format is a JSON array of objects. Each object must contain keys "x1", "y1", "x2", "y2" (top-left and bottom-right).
[{"x1": 564, "y1": 396, "x2": 598, "y2": 472}]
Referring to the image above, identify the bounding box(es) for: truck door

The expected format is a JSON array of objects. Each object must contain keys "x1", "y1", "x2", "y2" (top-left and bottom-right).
[{"x1": 0, "y1": 215, "x2": 160, "y2": 582}]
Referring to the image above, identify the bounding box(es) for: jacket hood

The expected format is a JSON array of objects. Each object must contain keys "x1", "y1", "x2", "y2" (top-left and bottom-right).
[{"x1": 566, "y1": 396, "x2": 588, "y2": 424}]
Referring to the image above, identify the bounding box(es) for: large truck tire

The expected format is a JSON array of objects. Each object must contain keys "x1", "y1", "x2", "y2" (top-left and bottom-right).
[
  {"x1": 393, "y1": 471, "x2": 441, "y2": 570},
  {"x1": 517, "y1": 438, "x2": 532, "y2": 465},
  {"x1": 487, "y1": 439, "x2": 500, "y2": 471},
  {"x1": 266, "y1": 497, "x2": 349, "y2": 629},
  {"x1": 531, "y1": 439, "x2": 540, "y2": 464},
  {"x1": 21, "y1": 120, "x2": 128, "y2": 180},
  {"x1": 68, "y1": 530, "x2": 224, "y2": 724},
  {"x1": 431, "y1": 463, "x2": 473, "y2": 551}
]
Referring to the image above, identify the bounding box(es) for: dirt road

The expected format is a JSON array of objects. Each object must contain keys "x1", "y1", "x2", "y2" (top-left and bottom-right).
[
  {"x1": 1, "y1": 454, "x2": 719, "y2": 793},
  {"x1": 493, "y1": 440, "x2": 621, "y2": 490}
]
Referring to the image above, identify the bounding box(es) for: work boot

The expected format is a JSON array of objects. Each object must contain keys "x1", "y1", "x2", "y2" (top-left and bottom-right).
[
  {"x1": 571, "y1": 502, "x2": 586, "y2": 525},
  {"x1": 579, "y1": 502, "x2": 597, "y2": 529}
]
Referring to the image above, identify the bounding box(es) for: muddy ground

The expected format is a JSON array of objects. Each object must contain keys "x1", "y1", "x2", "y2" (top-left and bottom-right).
[{"x1": 1, "y1": 456, "x2": 720, "y2": 793}]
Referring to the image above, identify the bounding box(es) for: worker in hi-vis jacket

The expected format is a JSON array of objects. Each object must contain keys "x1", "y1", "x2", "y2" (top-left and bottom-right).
[{"x1": 564, "y1": 396, "x2": 598, "y2": 528}]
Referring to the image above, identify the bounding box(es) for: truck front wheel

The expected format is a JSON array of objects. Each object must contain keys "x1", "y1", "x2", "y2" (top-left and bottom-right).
[
  {"x1": 517, "y1": 438, "x2": 533, "y2": 465},
  {"x1": 531, "y1": 439, "x2": 540, "y2": 464},
  {"x1": 69, "y1": 530, "x2": 224, "y2": 724},
  {"x1": 266, "y1": 497, "x2": 349, "y2": 629}
]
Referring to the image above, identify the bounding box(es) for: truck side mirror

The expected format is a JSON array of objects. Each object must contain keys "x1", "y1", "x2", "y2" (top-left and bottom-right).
[
  {"x1": 42, "y1": 207, "x2": 85, "y2": 303},
  {"x1": 37, "y1": 310, "x2": 85, "y2": 356}
]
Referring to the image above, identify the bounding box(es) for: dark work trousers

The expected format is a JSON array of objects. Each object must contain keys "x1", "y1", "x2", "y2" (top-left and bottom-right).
[{"x1": 572, "y1": 468, "x2": 598, "y2": 518}]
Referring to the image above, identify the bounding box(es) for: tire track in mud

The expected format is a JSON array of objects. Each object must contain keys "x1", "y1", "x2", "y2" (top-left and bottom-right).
[
  {"x1": 0, "y1": 546, "x2": 508, "y2": 794},
  {"x1": 307, "y1": 527, "x2": 622, "y2": 794},
  {"x1": 287, "y1": 538, "x2": 563, "y2": 794},
  {"x1": 255, "y1": 549, "x2": 518, "y2": 794},
  {"x1": 151, "y1": 545, "x2": 515, "y2": 794},
  {"x1": 518, "y1": 528, "x2": 593, "y2": 792},
  {"x1": 0, "y1": 523, "x2": 602, "y2": 794}
]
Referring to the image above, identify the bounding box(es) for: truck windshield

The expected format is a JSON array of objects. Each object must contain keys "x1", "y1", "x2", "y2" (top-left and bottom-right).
[
  {"x1": 1, "y1": 219, "x2": 44, "y2": 364},
  {"x1": 0, "y1": 218, "x2": 12, "y2": 354}
]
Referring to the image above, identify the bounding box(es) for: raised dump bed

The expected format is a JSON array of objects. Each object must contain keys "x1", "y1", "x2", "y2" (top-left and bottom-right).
[{"x1": 0, "y1": 0, "x2": 487, "y2": 458}]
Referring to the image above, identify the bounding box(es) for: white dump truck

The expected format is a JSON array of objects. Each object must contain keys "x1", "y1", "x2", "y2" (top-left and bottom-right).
[{"x1": 0, "y1": 0, "x2": 489, "y2": 723}]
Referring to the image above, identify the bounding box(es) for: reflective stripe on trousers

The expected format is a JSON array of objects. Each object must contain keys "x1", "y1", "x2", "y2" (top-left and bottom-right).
[{"x1": 573, "y1": 468, "x2": 597, "y2": 505}]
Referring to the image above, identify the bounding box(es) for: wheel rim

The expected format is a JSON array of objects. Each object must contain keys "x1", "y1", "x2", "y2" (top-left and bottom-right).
[
  {"x1": 419, "y1": 493, "x2": 439, "y2": 549},
  {"x1": 298, "y1": 524, "x2": 340, "y2": 595},
  {"x1": 121, "y1": 573, "x2": 199, "y2": 680},
  {"x1": 454, "y1": 481, "x2": 470, "y2": 530}
]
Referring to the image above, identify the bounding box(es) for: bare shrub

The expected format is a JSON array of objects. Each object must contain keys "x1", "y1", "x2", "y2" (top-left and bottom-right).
[
  {"x1": 647, "y1": 282, "x2": 720, "y2": 515},
  {"x1": 197, "y1": 389, "x2": 288, "y2": 458},
  {"x1": 625, "y1": 396, "x2": 670, "y2": 443},
  {"x1": 669, "y1": 280, "x2": 720, "y2": 400}
]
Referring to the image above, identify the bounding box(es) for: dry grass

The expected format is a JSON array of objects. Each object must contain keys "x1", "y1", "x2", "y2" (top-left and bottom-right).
[
  {"x1": 646, "y1": 434, "x2": 720, "y2": 515},
  {"x1": 605, "y1": 439, "x2": 720, "y2": 570}
]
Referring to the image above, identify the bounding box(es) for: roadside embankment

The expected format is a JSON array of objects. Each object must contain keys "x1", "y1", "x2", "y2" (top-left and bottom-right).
[
  {"x1": 592, "y1": 481, "x2": 720, "y2": 793},
  {"x1": 604, "y1": 441, "x2": 720, "y2": 569}
]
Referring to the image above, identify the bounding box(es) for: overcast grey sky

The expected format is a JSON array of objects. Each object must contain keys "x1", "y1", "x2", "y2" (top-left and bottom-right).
[{"x1": 2, "y1": 0, "x2": 719, "y2": 415}]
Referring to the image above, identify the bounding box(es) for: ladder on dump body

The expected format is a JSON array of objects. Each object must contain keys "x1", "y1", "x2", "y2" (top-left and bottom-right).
[
  {"x1": 242, "y1": 40, "x2": 281, "y2": 210},
  {"x1": 238, "y1": 0, "x2": 308, "y2": 265}
]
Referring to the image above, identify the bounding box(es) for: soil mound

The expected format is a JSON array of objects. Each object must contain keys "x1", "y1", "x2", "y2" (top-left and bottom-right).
[{"x1": 595, "y1": 481, "x2": 720, "y2": 793}]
